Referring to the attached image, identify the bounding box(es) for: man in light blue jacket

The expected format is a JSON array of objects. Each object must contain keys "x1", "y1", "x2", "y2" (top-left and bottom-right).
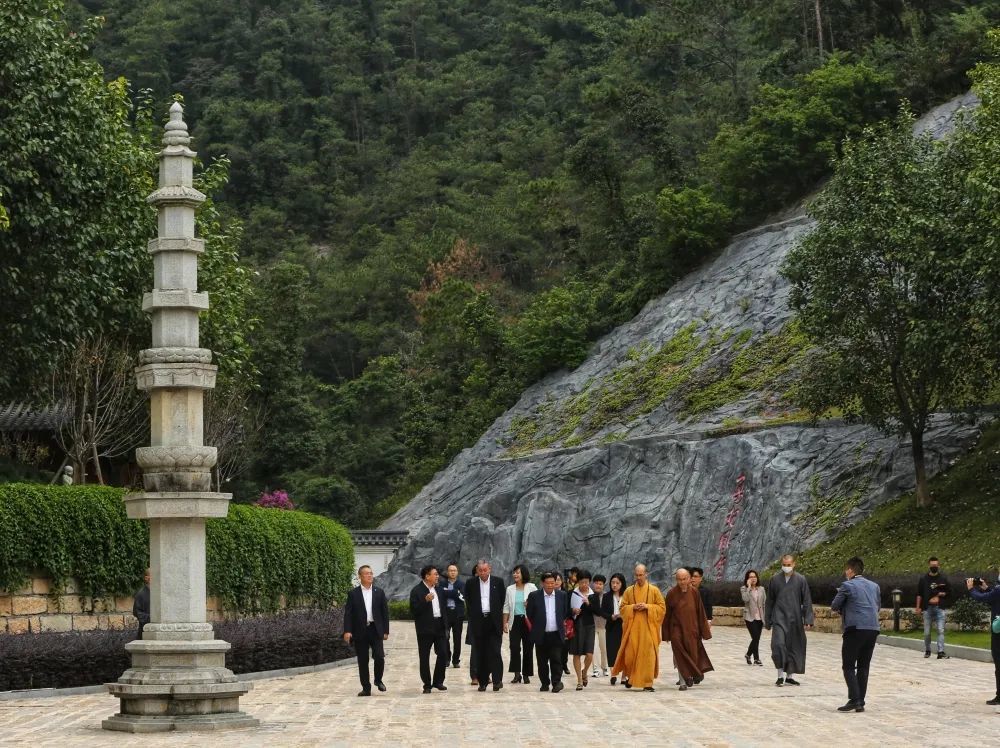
[{"x1": 830, "y1": 556, "x2": 882, "y2": 713}]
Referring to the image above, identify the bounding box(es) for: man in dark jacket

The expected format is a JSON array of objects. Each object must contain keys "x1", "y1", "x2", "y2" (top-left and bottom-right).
[
  {"x1": 132, "y1": 567, "x2": 151, "y2": 637},
  {"x1": 967, "y1": 575, "x2": 1000, "y2": 705},
  {"x1": 409, "y1": 565, "x2": 450, "y2": 693},
  {"x1": 688, "y1": 567, "x2": 713, "y2": 627},
  {"x1": 464, "y1": 558, "x2": 506, "y2": 691},
  {"x1": 440, "y1": 562, "x2": 466, "y2": 668},
  {"x1": 526, "y1": 571, "x2": 569, "y2": 692},
  {"x1": 343, "y1": 564, "x2": 390, "y2": 696}
]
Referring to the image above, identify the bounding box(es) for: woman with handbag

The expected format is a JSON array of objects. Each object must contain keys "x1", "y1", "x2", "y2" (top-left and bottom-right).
[{"x1": 502, "y1": 564, "x2": 537, "y2": 684}]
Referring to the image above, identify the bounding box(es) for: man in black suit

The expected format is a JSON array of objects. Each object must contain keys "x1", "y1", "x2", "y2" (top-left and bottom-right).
[
  {"x1": 409, "y1": 565, "x2": 450, "y2": 694},
  {"x1": 343, "y1": 564, "x2": 390, "y2": 696},
  {"x1": 526, "y1": 571, "x2": 569, "y2": 693},
  {"x1": 464, "y1": 558, "x2": 506, "y2": 691},
  {"x1": 440, "y1": 562, "x2": 466, "y2": 668}
]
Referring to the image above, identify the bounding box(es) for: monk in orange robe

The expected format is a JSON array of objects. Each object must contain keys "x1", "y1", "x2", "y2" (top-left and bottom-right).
[
  {"x1": 610, "y1": 564, "x2": 665, "y2": 691},
  {"x1": 663, "y1": 567, "x2": 713, "y2": 690}
]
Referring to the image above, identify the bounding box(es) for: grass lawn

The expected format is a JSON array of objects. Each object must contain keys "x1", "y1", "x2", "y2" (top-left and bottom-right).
[
  {"x1": 883, "y1": 629, "x2": 992, "y2": 650},
  {"x1": 794, "y1": 419, "x2": 1000, "y2": 576}
]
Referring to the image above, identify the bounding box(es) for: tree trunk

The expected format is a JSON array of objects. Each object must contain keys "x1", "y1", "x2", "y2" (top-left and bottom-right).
[
  {"x1": 814, "y1": 0, "x2": 824, "y2": 57},
  {"x1": 911, "y1": 429, "x2": 931, "y2": 507}
]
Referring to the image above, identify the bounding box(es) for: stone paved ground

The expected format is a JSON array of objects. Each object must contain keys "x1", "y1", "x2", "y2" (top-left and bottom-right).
[{"x1": 0, "y1": 624, "x2": 995, "y2": 747}]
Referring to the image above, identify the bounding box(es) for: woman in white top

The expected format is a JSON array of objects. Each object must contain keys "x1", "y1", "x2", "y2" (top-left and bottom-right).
[
  {"x1": 740, "y1": 569, "x2": 766, "y2": 666},
  {"x1": 602, "y1": 573, "x2": 627, "y2": 685},
  {"x1": 502, "y1": 564, "x2": 537, "y2": 684}
]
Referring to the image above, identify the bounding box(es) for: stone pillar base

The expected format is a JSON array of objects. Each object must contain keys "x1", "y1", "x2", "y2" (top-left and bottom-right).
[
  {"x1": 104, "y1": 679, "x2": 257, "y2": 733},
  {"x1": 102, "y1": 712, "x2": 258, "y2": 733}
]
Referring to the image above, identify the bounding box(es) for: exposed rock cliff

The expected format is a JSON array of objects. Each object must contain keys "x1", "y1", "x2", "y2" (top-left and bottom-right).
[{"x1": 378, "y1": 92, "x2": 983, "y2": 596}]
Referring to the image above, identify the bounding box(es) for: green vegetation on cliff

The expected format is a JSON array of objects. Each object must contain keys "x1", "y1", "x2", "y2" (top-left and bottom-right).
[{"x1": 795, "y1": 420, "x2": 1000, "y2": 576}]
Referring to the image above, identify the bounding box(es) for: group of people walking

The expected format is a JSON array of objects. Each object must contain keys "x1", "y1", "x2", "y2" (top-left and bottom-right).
[{"x1": 342, "y1": 553, "x2": 1000, "y2": 713}]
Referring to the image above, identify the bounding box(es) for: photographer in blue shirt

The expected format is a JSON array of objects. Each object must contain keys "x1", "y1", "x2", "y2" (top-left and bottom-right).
[
  {"x1": 966, "y1": 574, "x2": 1000, "y2": 706},
  {"x1": 831, "y1": 556, "x2": 882, "y2": 713}
]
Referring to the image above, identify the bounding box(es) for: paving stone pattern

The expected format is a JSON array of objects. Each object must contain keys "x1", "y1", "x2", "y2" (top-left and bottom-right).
[{"x1": 0, "y1": 622, "x2": 995, "y2": 747}]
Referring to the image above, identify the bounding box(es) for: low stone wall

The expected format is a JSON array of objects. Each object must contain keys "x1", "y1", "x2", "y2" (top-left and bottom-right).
[
  {"x1": 714, "y1": 605, "x2": 945, "y2": 633},
  {"x1": 1, "y1": 574, "x2": 275, "y2": 635}
]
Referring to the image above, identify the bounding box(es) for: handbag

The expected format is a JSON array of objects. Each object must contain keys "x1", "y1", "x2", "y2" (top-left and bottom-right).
[
  {"x1": 992, "y1": 615, "x2": 1000, "y2": 635},
  {"x1": 564, "y1": 617, "x2": 575, "y2": 639}
]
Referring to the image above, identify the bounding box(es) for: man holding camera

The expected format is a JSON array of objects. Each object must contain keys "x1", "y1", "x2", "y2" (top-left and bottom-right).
[
  {"x1": 966, "y1": 575, "x2": 1000, "y2": 706},
  {"x1": 915, "y1": 556, "x2": 951, "y2": 659}
]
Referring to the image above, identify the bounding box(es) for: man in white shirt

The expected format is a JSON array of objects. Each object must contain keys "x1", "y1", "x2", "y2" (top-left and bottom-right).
[
  {"x1": 526, "y1": 572, "x2": 568, "y2": 693},
  {"x1": 464, "y1": 558, "x2": 506, "y2": 691},
  {"x1": 343, "y1": 565, "x2": 389, "y2": 696},
  {"x1": 409, "y1": 565, "x2": 450, "y2": 693}
]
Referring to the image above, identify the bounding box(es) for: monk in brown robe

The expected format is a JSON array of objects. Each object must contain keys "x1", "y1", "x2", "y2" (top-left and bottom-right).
[
  {"x1": 663, "y1": 568, "x2": 713, "y2": 691},
  {"x1": 610, "y1": 564, "x2": 666, "y2": 691}
]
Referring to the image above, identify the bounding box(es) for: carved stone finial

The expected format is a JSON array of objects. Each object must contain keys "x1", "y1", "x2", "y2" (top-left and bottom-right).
[{"x1": 163, "y1": 101, "x2": 191, "y2": 147}]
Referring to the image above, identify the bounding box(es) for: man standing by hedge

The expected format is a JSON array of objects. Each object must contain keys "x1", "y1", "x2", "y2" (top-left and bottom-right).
[
  {"x1": 916, "y1": 556, "x2": 951, "y2": 659},
  {"x1": 344, "y1": 565, "x2": 390, "y2": 696},
  {"x1": 133, "y1": 568, "x2": 150, "y2": 637}
]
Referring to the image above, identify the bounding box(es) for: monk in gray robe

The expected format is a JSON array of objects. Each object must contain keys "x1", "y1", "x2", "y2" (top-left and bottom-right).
[
  {"x1": 764, "y1": 553, "x2": 814, "y2": 687},
  {"x1": 663, "y1": 568, "x2": 713, "y2": 691}
]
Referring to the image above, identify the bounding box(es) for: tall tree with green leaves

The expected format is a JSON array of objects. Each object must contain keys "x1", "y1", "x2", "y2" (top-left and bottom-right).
[
  {"x1": 0, "y1": 0, "x2": 155, "y2": 397},
  {"x1": 782, "y1": 107, "x2": 998, "y2": 507}
]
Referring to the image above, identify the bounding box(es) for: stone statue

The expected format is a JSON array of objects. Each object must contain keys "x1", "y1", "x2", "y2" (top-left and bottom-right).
[{"x1": 61, "y1": 465, "x2": 74, "y2": 485}]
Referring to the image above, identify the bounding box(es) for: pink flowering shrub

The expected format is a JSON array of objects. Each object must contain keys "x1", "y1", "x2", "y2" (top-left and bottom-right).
[{"x1": 255, "y1": 489, "x2": 295, "y2": 510}]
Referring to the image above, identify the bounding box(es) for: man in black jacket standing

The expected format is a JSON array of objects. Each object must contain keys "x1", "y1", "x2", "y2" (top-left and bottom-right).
[
  {"x1": 689, "y1": 567, "x2": 713, "y2": 628},
  {"x1": 440, "y1": 562, "x2": 466, "y2": 668},
  {"x1": 410, "y1": 565, "x2": 450, "y2": 693},
  {"x1": 464, "y1": 558, "x2": 506, "y2": 691},
  {"x1": 343, "y1": 564, "x2": 390, "y2": 696},
  {"x1": 526, "y1": 572, "x2": 569, "y2": 693},
  {"x1": 133, "y1": 567, "x2": 151, "y2": 637}
]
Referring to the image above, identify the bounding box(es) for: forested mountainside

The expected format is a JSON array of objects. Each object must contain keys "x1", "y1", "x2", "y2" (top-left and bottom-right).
[{"x1": 5, "y1": 1, "x2": 999, "y2": 526}]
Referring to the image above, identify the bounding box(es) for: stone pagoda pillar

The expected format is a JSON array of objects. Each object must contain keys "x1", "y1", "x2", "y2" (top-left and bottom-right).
[{"x1": 104, "y1": 103, "x2": 257, "y2": 733}]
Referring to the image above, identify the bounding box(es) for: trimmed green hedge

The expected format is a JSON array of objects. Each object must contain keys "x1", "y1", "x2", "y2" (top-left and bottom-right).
[
  {"x1": 0, "y1": 484, "x2": 147, "y2": 601},
  {"x1": 206, "y1": 504, "x2": 353, "y2": 613},
  {"x1": 0, "y1": 483, "x2": 353, "y2": 614}
]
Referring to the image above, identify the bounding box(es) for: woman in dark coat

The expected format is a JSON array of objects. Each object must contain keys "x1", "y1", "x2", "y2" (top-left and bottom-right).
[{"x1": 602, "y1": 573, "x2": 627, "y2": 685}]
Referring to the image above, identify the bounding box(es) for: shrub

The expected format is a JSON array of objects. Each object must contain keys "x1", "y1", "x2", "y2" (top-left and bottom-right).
[
  {"x1": 256, "y1": 489, "x2": 295, "y2": 510},
  {"x1": 0, "y1": 609, "x2": 353, "y2": 690},
  {"x1": 948, "y1": 595, "x2": 989, "y2": 632},
  {"x1": 0, "y1": 484, "x2": 354, "y2": 615},
  {"x1": 0, "y1": 484, "x2": 147, "y2": 601},
  {"x1": 206, "y1": 504, "x2": 353, "y2": 613},
  {"x1": 388, "y1": 600, "x2": 414, "y2": 620}
]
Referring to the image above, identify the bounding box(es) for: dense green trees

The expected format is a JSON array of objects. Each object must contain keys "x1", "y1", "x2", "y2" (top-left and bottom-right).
[
  {"x1": 5, "y1": 1, "x2": 998, "y2": 524},
  {"x1": 783, "y1": 98, "x2": 1000, "y2": 507}
]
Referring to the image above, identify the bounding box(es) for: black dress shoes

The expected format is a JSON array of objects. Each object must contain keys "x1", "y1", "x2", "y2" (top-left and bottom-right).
[
  {"x1": 432, "y1": 683, "x2": 447, "y2": 691},
  {"x1": 784, "y1": 677, "x2": 801, "y2": 686},
  {"x1": 511, "y1": 674, "x2": 522, "y2": 684},
  {"x1": 422, "y1": 686, "x2": 432, "y2": 694},
  {"x1": 539, "y1": 684, "x2": 550, "y2": 692},
  {"x1": 493, "y1": 682, "x2": 503, "y2": 691},
  {"x1": 552, "y1": 682, "x2": 564, "y2": 693},
  {"x1": 523, "y1": 676, "x2": 530, "y2": 684},
  {"x1": 986, "y1": 696, "x2": 1000, "y2": 705},
  {"x1": 477, "y1": 684, "x2": 488, "y2": 692},
  {"x1": 358, "y1": 689, "x2": 371, "y2": 697},
  {"x1": 837, "y1": 702, "x2": 859, "y2": 712},
  {"x1": 375, "y1": 681, "x2": 387, "y2": 692},
  {"x1": 775, "y1": 678, "x2": 784, "y2": 687}
]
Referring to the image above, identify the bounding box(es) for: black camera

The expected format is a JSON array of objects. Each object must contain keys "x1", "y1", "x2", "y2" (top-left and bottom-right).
[{"x1": 972, "y1": 577, "x2": 986, "y2": 587}]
